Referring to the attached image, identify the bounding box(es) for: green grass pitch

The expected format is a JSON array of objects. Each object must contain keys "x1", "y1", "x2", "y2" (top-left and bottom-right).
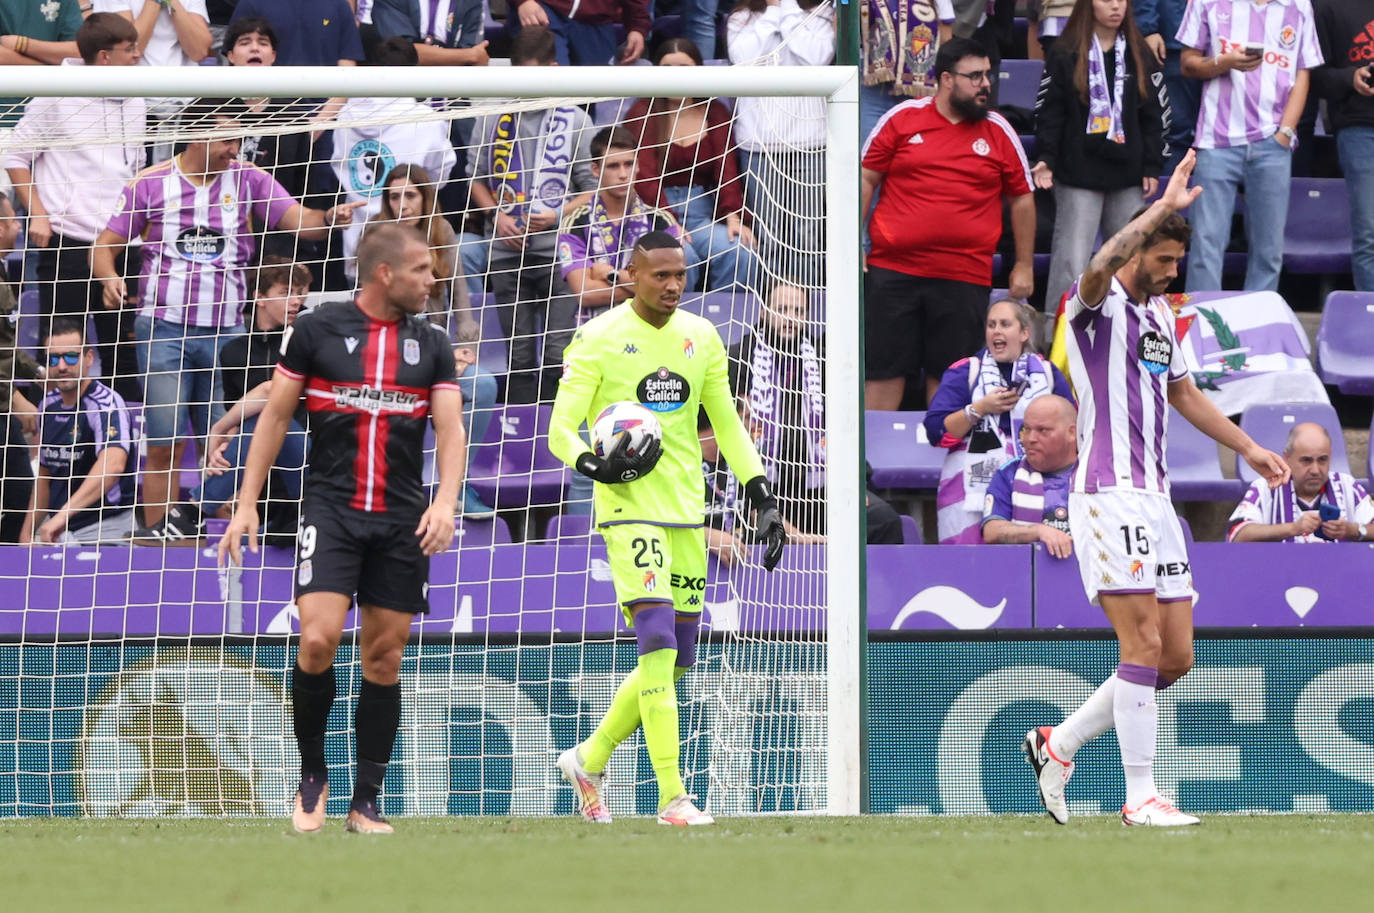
[{"x1": 3, "y1": 815, "x2": 1370, "y2": 913}]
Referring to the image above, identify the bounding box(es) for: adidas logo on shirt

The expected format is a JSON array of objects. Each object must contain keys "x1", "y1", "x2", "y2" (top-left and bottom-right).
[{"x1": 908, "y1": 133, "x2": 924, "y2": 145}]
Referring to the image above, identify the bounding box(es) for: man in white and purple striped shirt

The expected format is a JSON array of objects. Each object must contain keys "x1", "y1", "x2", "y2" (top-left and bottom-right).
[
  {"x1": 1177, "y1": 0, "x2": 1323, "y2": 292},
  {"x1": 1023, "y1": 151, "x2": 1290, "y2": 829},
  {"x1": 91, "y1": 98, "x2": 363, "y2": 526}
]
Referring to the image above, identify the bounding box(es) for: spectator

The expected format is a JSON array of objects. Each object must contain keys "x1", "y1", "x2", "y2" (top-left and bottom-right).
[
  {"x1": 1227, "y1": 422, "x2": 1374, "y2": 543},
  {"x1": 862, "y1": 37, "x2": 1035, "y2": 411},
  {"x1": 22, "y1": 318, "x2": 137, "y2": 544},
  {"x1": 0, "y1": 194, "x2": 39, "y2": 542},
  {"x1": 622, "y1": 38, "x2": 759, "y2": 294},
  {"x1": 91, "y1": 98, "x2": 363, "y2": 525},
  {"x1": 981, "y1": 393, "x2": 1077, "y2": 558},
  {"x1": 1029, "y1": 0, "x2": 1077, "y2": 56},
  {"x1": 1136, "y1": 0, "x2": 1200, "y2": 172},
  {"x1": 132, "y1": 257, "x2": 310, "y2": 545},
  {"x1": 91, "y1": 0, "x2": 213, "y2": 162},
  {"x1": 728, "y1": 281, "x2": 825, "y2": 535},
  {"x1": 924, "y1": 298, "x2": 1072, "y2": 544},
  {"x1": 1177, "y1": 0, "x2": 1323, "y2": 293},
  {"x1": 468, "y1": 25, "x2": 596, "y2": 403},
  {"x1": 0, "y1": 0, "x2": 83, "y2": 147},
  {"x1": 510, "y1": 0, "x2": 649, "y2": 66},
  {"x1": 5, "y1": 13, "x2": 146, "y2": 403},
  {"x1": 728, "y1": 0, "x2": 834, "y2": 289},
  {"x1": 861, "y1": 1, "x2": 954, "y2": 141},
  {"x1": 1312, "y1": 0, "x2": 1374, "y2": 292},
  {"x1": 230, "y1": 0, "x2": 364, "y2": 66},
  {"x1": 1034, "y1": 0, "x2": 1168, "y2": 315},
  {"x1": 331, "y1": 36, "x2": 457, "y2": 277},
  {"x1": 370, "y1": 0, "x2": 489, "y2": 66},
  {"x1": 450, "y1": 320, "x2": 497, "y2": 518}
]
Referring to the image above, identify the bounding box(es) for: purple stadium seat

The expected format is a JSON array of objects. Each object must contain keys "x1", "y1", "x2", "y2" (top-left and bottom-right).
[
  {"x1": 1166, "y1": 408, "x2": 1246, "y2": 501},
  {"x1": 546, "y1": 512, "x2": 593, "y2": 541},
  {"x1": 865, "y1": 410, "x2": 943, "y2": 490},
  {"x1": 1284, "y1": 179, "x2": 1352, "y2": 275},
  {"x1": 997, "y1": 59, "x2": 1043, "y2": 112},
  {"x1": 899, "y1": 513, "x2": 920, "y2": 545},
  {"x1": 1316, "y1": 291, "x2": 1374, "y2": 394},
  {"x1": 678, "y1": 290, "x2": 760, "y2": 346},
  {"x1": 454, "y1": 515, "x2": 513, "y2": 547},
  {"x1": 1236, "y1": 402, "x2": 1348, "y2": 485},
  {"x1": 466, "y1": 403, "x2": 570, "y2": 509}
]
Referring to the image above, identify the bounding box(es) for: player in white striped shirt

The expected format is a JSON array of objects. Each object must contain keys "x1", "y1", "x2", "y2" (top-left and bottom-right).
[{"x1": 1024, "y1": 150, "x2": 1290, "y2": 827}]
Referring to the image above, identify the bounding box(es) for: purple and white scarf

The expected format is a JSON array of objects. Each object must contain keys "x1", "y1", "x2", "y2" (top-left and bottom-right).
[
  {"x1": 1010, "y1": 463, "x2": 1072, "y2": 530},
  {"x1": 748, "y1": 333, "x2": 825, "y2": 489},
  {"x1": 587, "y1": 193, "x2": 657, "y2": 269},
  {"x1": 862, "y1": 0, "x2": 943, "y2": 98},
  {"x1": 490, "y1": 106, "x2": 580, "y2": 224},
  {"x1": 1086, "y1": 30, "x2": 1127, "y2": 144}
]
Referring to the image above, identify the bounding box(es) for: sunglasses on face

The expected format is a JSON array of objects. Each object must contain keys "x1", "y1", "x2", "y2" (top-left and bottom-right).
[{"x1": 47, "y1": 352, "x2": 82, "y2": 367}]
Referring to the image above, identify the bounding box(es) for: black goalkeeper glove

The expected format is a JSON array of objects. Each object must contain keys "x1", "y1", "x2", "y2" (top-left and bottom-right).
[
  {"x1": 575, "y1": 433, "x2": 663, "y2": 484},
  {"x1": 745, "y1": 476, "x2": 787, "y2": 571}
]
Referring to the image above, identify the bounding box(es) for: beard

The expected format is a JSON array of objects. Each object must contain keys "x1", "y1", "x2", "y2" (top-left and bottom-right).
[{"x1": 950, "y1": 92, "x2": 990, "y2": 121}]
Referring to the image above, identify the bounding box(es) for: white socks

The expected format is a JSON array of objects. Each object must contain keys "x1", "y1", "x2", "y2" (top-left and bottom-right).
[
  {"x1": 1051, "y1": 663, "x2": 1160, "y2": 809},
  {"x1": 1050, "y1": 676, "x2": 1116, "y2": 762}
]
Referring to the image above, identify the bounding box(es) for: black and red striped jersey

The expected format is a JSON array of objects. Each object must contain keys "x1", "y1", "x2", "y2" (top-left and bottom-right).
[{"x1": 277, "y1": 299, "x2": 459, "y2": 521}]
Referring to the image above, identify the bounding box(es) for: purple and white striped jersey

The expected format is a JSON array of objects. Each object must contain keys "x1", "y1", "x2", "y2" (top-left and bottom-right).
[
  {"x1": 106, "y1": 158, "x2": 298, "y2": 328},
  {"x1": 1063, "y1": 277, "x2": 1189, "y2": 497},
  {"x1": 1176, "y1": 0, "x2": 1323, "y2": 149}
]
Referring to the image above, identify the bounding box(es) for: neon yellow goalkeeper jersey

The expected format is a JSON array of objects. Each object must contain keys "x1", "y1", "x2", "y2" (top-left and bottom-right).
[{"x1": 548, "y1": 300, "x2": 765, "y2": 527}]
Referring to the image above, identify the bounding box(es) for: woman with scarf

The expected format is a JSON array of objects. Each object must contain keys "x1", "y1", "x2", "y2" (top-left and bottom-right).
[
  {"x1": 1033, "y1": 0, "x2": 1167, "y2": 315},
  {"x1": 924, "y1": 299, "x2": 1073, "y2": 544},
  {"x1": 622, "y1": 38, "x2": 759, "y2": 294}
]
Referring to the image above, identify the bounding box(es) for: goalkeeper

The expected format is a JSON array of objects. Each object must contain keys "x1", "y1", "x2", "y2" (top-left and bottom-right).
[{"x1": 548, "y1": 231, "x2": 786, "y2": 827}]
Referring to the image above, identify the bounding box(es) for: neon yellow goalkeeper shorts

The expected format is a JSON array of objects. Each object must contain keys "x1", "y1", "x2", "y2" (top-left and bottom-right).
[{"x1": 598, "y1": 523, "x2": 708, "y2": 624}]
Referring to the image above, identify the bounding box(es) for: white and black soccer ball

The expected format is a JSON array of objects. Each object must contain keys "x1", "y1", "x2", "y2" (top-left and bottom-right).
[{"x1": 592, "y1": 401, "x2": 662, "y2": 463}]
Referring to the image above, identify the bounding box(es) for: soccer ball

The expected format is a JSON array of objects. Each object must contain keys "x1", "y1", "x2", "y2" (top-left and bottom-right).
[{"x1": 592, "y1": 401, "x2": 662, "y2": 462}]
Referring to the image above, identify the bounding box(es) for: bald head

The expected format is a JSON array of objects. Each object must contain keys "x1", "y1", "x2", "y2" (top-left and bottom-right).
[
  {"x1": 1021, "y1": 395, "x2": 1078, "y2": 474},
  {"x1": 1284, "y1": 422, "x2": 1331, "y2": 457},
  {"x1": 1025, "y1": 394, "x2": 1077, "y2": 428}
]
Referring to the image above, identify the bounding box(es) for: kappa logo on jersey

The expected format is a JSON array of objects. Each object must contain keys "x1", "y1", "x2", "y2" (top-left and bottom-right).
[
  {"x1": 642, "y1": 570, "x2": 657, "y2": 592},
  {"x1": 404, "y1": 338, "x2": 421, "y2": 365},
  {"x1": 331, "y1": 384, "x2": 419, "y2": 415},
  {"x1": 345, "y1": 336, "x2": 359, "y2": 354},
  {"x1": 347, "y1": 138, "x2": 396, "y2": 197},
  {"x1": 1137, "y1": 330, "x2": 1172, "y2": 375},
  {"x1": 972, "y1": 138, "x2": 991, "y2": 156},
  {"x1": 687, "y1": 595, "x2": 700, "y2": 606},
  {"x1": 682, "y1": 338, "x2": 695, "y2": 359},
  {"x1": 175, "y1": 226, "x2": 227, "y2": 263},
  {"x1": 637, "y1": 367, "x2": 690, "y2": 413},
  {"x1": 623, "y1": 344, "x2": 638, "y2": 355}
]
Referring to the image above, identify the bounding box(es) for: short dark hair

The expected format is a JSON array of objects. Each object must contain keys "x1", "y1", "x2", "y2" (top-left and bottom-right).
[
  {"x1": 223, "y1": 17, "x2": 279, "y2": 56},
  {"x1": 935, "y1": 37, "x2": 988, "y2": 79},
  {"x1": 76, "y1": 12, "x2": 139, "y2": 64},
  {"x1": 357, "y1": 223, "x2": 427, "y2": 282},
  {"x1": 511, "y1": 26, "x2": 557, "y2": 65},
  {"x1": 256, "y1": 255, "x2": 312, "y2": 297},
  {"x1": 591, "y1": 125, "x2": 636, "y2": 160},
  {"x1": 181, "y1": 97, "x2": 250, "y2": 130},
  {"x1": 633, "y1": 231, "x2": 682, "y2": 256},
  {"x1": 45, "y1": 317, "x2": 87, "y2": 346},
  {"x1": 370, "y1": 35, "x2": 419, "y2": 67},
  {"x1": 653, "y1": 37, "x2": 703, "y2": 66},
  {"x1": 1129, "y1": 207, "x2": 1194, "y2": 251}
]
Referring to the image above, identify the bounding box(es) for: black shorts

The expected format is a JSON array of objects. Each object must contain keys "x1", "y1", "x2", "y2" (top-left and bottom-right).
[
  {"x1": 864, "y1": 267, "x2": 989, "y2": 381},
  {"x1": 294, "y1": 499, "x2": 431, "y2": 614}
]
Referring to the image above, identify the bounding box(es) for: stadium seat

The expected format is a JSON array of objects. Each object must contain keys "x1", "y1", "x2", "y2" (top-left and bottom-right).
[
  {"x1": 466, "y1": 403, "x2": 570, "y2": 509},
  {"x1": 679, "y1": 290, "x2": 760, "y2": 346},
  {"x1": 1236, "y1": 402, "x2": 1349, "y2": 485},
  {"x1": 997, "y1": 59, "x2": 1043, "y2": 112},
  {"x1": 1315, "y1": 291, "x2": 1374, "y2": 394},
  {"x1": 898, "y1": 513, "x2": 920, "y2": 545},
  {"x1": 455, "y1": 515, "x2": 513, "y2": 546},
  {"x1": 546, "y1": 512, "x2": 593, "y2": 541},
  {"x1": 865, "y1": 410, "x2": 943, "y2": 490},
  {"x1": 1284, "y1": 178, "x2": 1352, "y2": 275},
  {"x1": 1166, "y1": 407, "x2": 1246, "y2": 501}
]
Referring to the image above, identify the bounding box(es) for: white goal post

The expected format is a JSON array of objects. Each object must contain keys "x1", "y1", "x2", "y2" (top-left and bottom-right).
[{"x1": 0, "y1": 60, "x2": 862, "y2": 817}]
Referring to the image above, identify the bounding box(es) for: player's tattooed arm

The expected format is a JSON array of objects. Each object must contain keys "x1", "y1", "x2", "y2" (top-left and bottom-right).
[{"x1": 1078, "y1": 149, "x2": 1204, "y2": 308}]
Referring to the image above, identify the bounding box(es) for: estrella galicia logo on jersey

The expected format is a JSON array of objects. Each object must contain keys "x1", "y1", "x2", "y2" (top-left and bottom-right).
[
  {"x1": 175, "y1": 226, "x2": 226, "y2": 263},
  {"x1": 1137, "y1": 330, "x2": 1172, "y2": 375},
  {"x1": 637, "y1": 367, "x2": 690, "y2": 413},
  {"x1": 347, "y1": 139, "x2": 396, "y2": 198},
  {"x1": 642, "y1": 570, "x2": 657, "y2": 592},
  {"x1": 331, "y1": 384, "x2": 419, "y2": 415},
  {"x1": 1043, "y1": 505, "x2": 1070, "y2": 534},
  {"x1": 683, "y1": 338, "x2": 695, "y2": 359},
  {"x1": 403, "y1": 338, "x2": 421, "y2": 365}
]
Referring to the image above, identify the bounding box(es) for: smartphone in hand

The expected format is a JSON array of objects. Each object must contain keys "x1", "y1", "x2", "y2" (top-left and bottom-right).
[{"x1": 1243, "y1": 42, "x2": 1264, "y2": 58}]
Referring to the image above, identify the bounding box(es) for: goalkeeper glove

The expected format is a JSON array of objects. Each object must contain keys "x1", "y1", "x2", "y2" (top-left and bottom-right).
[
  {"x1": 575, "y1": 433, "x2": 663, "y2": 484},
  {"x1": 745, "y1": 476, "x2": 787, "y2": 571}
]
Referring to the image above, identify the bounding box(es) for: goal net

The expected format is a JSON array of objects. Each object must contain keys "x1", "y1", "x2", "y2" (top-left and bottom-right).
[{"x1": 0, "y1": 47, "x2": 860, "y2": 819}]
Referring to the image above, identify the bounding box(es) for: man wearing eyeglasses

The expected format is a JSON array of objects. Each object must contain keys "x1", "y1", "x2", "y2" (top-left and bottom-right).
[
  {"x1": 22, "y1": 318, "x2": 138, "y2": 545},
  {"x1": 861, "y1": 36, "x2": 1036, "y2": 412}
]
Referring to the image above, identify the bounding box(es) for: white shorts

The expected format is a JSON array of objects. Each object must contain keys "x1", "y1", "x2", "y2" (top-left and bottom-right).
[{"x1": 1068, "y1": 490, "x2": 1196, "y2": 607}]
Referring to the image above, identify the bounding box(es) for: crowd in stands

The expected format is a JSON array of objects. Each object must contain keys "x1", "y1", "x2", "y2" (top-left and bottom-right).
[{"x1": 0, "y1": 0, "x2": 1368, "y2": 551}]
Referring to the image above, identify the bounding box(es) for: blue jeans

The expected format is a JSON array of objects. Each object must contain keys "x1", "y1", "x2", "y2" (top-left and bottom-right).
[
  {"x1": 678, "y1": 0, "x2": 720, "y2": 57},
  {"x1": 661, "y1": 184, "x2": 759, "y2": 293},
  {"x1": 1186, "y1": 139, "x2": 1292, "y2": 293},
  {"x1": 861, "y1": 82, "x2": 903, "y2": 149},
  {"x1": 1339, "y1": 126, "x2": 1374, "y2": 291},
  {"x1": 457, "y1": 365, "x2": 498, "y2": 470},
  {"x1": 134, "y1": 316, "x2": 244, "y2": 445},
  {"x1": 195, "y1": 414, "x2": 308, "y2": 514},
  {"x1": 459, "y1": 230, "x2": 490, "y2": 303},
  {"x1": 1162, "y1": 49, "x2": 1200, "y2": 174},
  {"x1": 514, "y1": 4, "x2": 618, "y2": 66}
]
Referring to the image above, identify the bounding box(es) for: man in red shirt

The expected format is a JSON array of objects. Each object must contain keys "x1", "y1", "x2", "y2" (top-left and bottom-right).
[{"x1": 862, "y1": 37, "x2": 1036, "y2": 410}]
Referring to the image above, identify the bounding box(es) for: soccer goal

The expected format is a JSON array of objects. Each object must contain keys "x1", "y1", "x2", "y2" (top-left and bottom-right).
[{"x1": 0, "y1": 47, "x2": 861, "y2": 819}]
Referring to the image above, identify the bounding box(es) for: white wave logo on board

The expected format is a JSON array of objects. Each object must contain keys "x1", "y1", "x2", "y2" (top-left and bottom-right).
[{"x1": 890, "y1": 586, "x2": 1006, "y2": 630}]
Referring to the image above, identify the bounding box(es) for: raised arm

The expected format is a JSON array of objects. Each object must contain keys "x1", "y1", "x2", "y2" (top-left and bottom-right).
[{"x1": 275, "y1": 201, "x2": 365, "y2": 242}]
